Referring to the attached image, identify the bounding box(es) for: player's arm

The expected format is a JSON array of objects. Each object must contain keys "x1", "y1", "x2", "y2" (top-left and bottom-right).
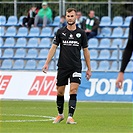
[
  {"x1": 83, "y1": 47, "x2": 91, "y2": 80},
  {"x1": 42, "y1": 44, "x2": 57, "y2": 73}
]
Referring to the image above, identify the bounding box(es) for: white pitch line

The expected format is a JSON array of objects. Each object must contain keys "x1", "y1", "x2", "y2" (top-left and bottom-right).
[{"x1": 0, "y1": 114, "x2": 55, "y2": 123}]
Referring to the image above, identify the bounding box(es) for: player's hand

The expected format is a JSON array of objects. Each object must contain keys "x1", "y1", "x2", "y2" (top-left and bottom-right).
[
  {"x1": 42, "y1": 64, "x2": 48, "y2": 73},
  {"x1": 86, "y1": 69, "x2": 91, "y2": 80},
  {"x1": 116, "y1": 72, "x2": 124, "y2": 89}
]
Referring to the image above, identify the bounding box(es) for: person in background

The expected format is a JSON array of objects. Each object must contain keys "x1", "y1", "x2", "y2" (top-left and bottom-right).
[
  {"x1": 76, "y1": 11, "x2": 86, "y2": 30},
  {"x1": 116, "y1": 17, "x2": 133, "y2": 89},
  {"x1": 85, "y1": 10, "x2": 99, "y2": 40},
  {"x1": 22, "y1": 4, "x2": 39, "y2": 28},
  {"x1": 59, "y1": 15, "x2": 67, "y2": 28},
  {"x1": 34, "y1": 2, "x2": 52, "y2": 27}
]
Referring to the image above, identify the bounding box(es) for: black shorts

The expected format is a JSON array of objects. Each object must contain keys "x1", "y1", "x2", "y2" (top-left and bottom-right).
[{"x1": 56, "y1": 68, "x2": 82, "y2": 86}]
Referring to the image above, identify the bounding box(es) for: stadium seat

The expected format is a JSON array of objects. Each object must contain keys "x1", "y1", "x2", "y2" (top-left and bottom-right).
[
  {"x1": 122, "y1": 39, "x2": 128, "y2": 48},
  {"x1": 39, "y1": 38, "x2": 51, "y2": 48},
  {"x1": 15, "y1": 38, "x2": 27, "y2": 47},
  {"x1": 27, "y1": 38, "x2": 38, "y2": 47},
  {"x1": 38, "y1": 49, "x2": 49, "y2": 59},
  {"x1": 3, "y1": 37, "x2": 15, "y2": 47},
  {"x1": 99, "y1": 16, "x2": 111, "y2": 27},
  {"x1": 5, "y1": 16, "x2": 18, "y2": 26},
  {"x1": 0, "y1": 27, "x2": 5, "y2": 36},
  {"x1": 49, "y1": 60, "x2": 56, "y2": 70},
  {"x1": 36, "y1": 60, "x2": 45, "y2": 70},
  {"x1": 17, "y1": 16, "x2": 26, "y2": 26},
  {"x1": 12, "y1": 59, "x2": 24, "y2": 69},
  {"x1": 16, "y1": 27, "x2": 28, "y2": 37},
  {"x1": 14, "y1": 48, "x2": 26, "y2": 58},
  {"x1": 125, "y1": 61, "x2": 133, "y2": 71},
  {"x1": 0, "y1": 49, "x2": 2, "y2": 57},
  {"x1": 55, "y1": 48, "x2": 60, "y2": 59},
  {"x1": 110, "y1": 27, "x2": 123, "y2": 38},
  {"x1": 122, "y1": 16, "x2": 132, "y2": 27},
  {"x1": 26, "y1": 49, "x2": 38, "y2": 58},
  {"x1": 0, "y1": 37, "x2": 3, "y2": 46},
  {"x1": 110, "y1": 16, "x2": 123, "y2": 27},
  {"x1": 97, "y1": 61, "x2": 110, "y2": 71},
  {"x1": 99, "y1": 38, "x2": 111, "y2": 48},
  {"x1": 25, "y1": 60, "x2": 36, "y2": 70},
  {"x1": 82, "y1": 60, "x2": 87, "y2": 71},
  {"x1": 4, "y1": 26, "x2": 17, "y2": 37},
  {"x1": 88, "y1": 38, "x2": 99, "y2": 48},
  {"x1": 2, "y1": 48, "x2": 14, "y2": 58},
  {"x1": 96, "y1": 27, "x2": 112, "y2": 38},
  {"x1": 110, "y1": 50, "x2": 122, "y2": 60},
  {"x1": 39, "y1": 27, "x2": 52, "y2": 38},
  {"x1": 1, "y1": 59, "x2": 12, "y2": 69},
  {"x1": 90, "y1": 60, "x2": 98, "y2": 71},
  {"x1": 122, "y1": 28, "x2": 129, "y2": 39},
  {"x1": 28, "y1": 27, "x2": 40, "y2": 37},
  {"x1": 98, "y1": 50, "x2": 110, "y2": 59},
  {"x1": 89, "y1": 49, "x2": 98, "y2": 59},
  {"x1": 49, "y1": 16, "x2": 60, "y2": 27},
  {"x1": 110, "y1": 61, "x2": 119, "y2": 71},
  {"x1": 51, "y1": 27, "x2": 59, "y2": 38},
  {"x1": 111, "y1": 39, "x2": 123, "y2": 48},
  {"x1": 0, "y1": 15, "x2": 6, "y2": 25}
]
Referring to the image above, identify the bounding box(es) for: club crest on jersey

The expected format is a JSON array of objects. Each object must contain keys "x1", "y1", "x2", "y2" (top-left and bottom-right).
[
  {"x1": 76, "y1": 33, "x2": 81, "y2": 38},
  {"x1": 69, "y1": 34, "x2": 74, "y2": 39}
]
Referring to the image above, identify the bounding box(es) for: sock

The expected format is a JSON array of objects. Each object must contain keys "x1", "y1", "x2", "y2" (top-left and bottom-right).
[
  {"x1": 68, "y1": 94, "x2": 77, "y2": 117},
  {"x1": 56, "y1": 96, "x2": 64, "y2": 114}
]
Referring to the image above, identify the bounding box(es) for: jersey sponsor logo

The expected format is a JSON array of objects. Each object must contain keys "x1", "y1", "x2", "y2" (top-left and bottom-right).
[
  {"x1": 72, "y1": 72, "x2": 81, "y2": 78},
  {"x1": 69, "y1": 34, "x2": 74, "y2": 39},
  {"x1": 76, "y1": 33, "x2": 81, "y2": 38},
  {"x1": 0, "y1": 75, "x2": 12, "y2": 95},
  {"x1": 62, "y1": 40, "x2": 79, "y2": 46},
  {"x1": 28, "y1": 76, "x2": 57, "y2": 96}
]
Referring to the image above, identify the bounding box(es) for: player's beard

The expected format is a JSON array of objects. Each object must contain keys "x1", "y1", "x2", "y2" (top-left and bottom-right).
[{"x1": 67, "y1": 21, "x2": 75, "y2": 26}]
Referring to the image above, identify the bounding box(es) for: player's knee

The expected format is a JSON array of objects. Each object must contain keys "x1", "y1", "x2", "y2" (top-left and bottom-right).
[
  {"x1": 57, "y1": 91, "x2": 64, "y2": 96},
  {"x1": 70, "y1": 88, "x2": 77, "y2": 94}
]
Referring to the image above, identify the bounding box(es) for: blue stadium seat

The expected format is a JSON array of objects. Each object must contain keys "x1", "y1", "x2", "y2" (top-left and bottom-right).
[
  {"x1": 4, "y1": 26, "x2": 17, "y2": 37},
  {"x1": 99, "y1": 38, "x2": 111, "y2": 48},
  {"x1": 26, "y1": 49, "x2": 38, "y2": 58},
  {"x1": 122, "y1": 39, "x2": 128, "y2": 48},
  {"x1": 38, "y1": 49, "x2": 49, "y2": 59},
  {"x1": 0, "y1": 15, "x2": 6, "y2": 25},
  {"x1": 40, "y1": 27, "x2": 52, "y2": 38},
  {"x1": 111, "y1": 39, "x2": 123, "y2": 48},
  {"x1": 122, "y1": 16, "x2": 132, "y2": 27},
  {"x1": 99, "y1": 16, "x2": 111, "y2": 27},
  {"x1": 0, "y1": 37, "x2": 3, "y2": 46},
  {"x1": 2, "y1": 48, "x2": 14, "y2": 58},
  {"x1": 27, "y1": 38, "x2": 38, "y2": 47},
  {"x1": 1, "y1": 59, "x2": 12, "y2": 69},
  {"x1": 110, "y1": 50, "x2": 122, "y2": 60},
  {"x1": 98, "y1": 50, "x2": 110, "y2": 59},
  {"x1": 90, "y1": 60, "x2": 98, "y2": 71},
  {"x1": 28, "y1": 27, "x2": 40, "y2": 37},
  {"x1": 97, "y1": 61, "x2": 110, "y2": 71},
  {"x1": 125, "y1": 61, "x2": 133, "y2": 71},
  {"x1": 89, "y1": 49, "x2": 98, "y2": 59},
  {"x1": 49, "y1": 60, "x2": 56, "y2": 70},
  {"x1": 56, "y1": 48, "x2": 60, "y2": 59},
  {"x1": 96, "y1": 27, "x2": 112, "y2": 38},
  {"x1": 37, "y1": 60, "x2": 45, "y2": 70},
  {"x1": 88, "y1": 38, "x2": 99, "y2": 48},
  {"x1": 110, "y1": 27, "x2": 123, "y2": 38},
  {"x1": 5, "y1": 16, "x2": 18, "y2": 26},
  {"x1": 17, "y1": 16, "x2": 26, "y2": 26},
  {"x1": 39, "y1": 38, "x2": 51, "y2": 48},
  {"x1": 3, "y1": 38, "x2": 15, "y2": 47},
  {"x1": 0, "y1": 49, "x2": 1, "y2": 57},
  {"x1": 14, "y1": 48, "x2": 26, "y2": 58},
  {"x1": 0, "y1": 27, "x2": 5, "y2": 36},
  {"x1": 49, "y1": 16, "x2": 60, "y2": 27},
  {"x1": 15, "y1": 38, "x2": 27, "y2": 47},
  {"x1": 25, "y1": 60, "x2": 36, "y2": 70},
  {"x1": 82, "y1": 60, "x2": 87, "y2": 71},
  {"x1": 51, "y1": 27, "x2": 59, "y2": 38},
  {"x1": 16, "y1": 27, "x2": 28, "y2": 37},
  {"x1": 122, "y1": 28, "x2": 129, "y2": 39},
  {"x1": 110, "y1": 61, "x2": 119, "y2": 71},
  {"x1": 12, "y1": 59, "x2": 24, "y2": 69},
  {"x1": 110, "y1": 16, "x2": 123, "y2": 27}
]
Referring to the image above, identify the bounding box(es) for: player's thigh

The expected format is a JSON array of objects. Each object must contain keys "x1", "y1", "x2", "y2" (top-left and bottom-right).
[
  {"x1": 70, "y1": 82, "x2": 79, "y2": 94},
  {"x1": 56, "y1": 85, "x2": 66, "y2": 96}
]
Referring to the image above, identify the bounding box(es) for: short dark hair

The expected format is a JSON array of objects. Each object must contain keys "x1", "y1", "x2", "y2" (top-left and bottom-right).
[{"x1": 66, "y1": 8, "x2": 77, "y2": 13}]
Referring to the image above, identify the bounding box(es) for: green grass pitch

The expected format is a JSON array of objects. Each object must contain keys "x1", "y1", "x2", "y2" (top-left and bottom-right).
[{"x1": 0, "y1": 100, "x2": 132, "y2": 133}]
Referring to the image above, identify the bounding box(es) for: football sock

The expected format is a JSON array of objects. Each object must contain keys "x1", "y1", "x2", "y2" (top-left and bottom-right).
[
  {"x1": 68, "y1": 94, "x2": 77, "y2": 117},
  {"x1": 56, "y1": 95, "x2": 64, "y2": 114}
]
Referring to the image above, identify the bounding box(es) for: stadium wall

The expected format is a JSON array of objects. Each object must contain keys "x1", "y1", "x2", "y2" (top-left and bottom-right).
[{"x1": 0, "y1": 71, "x2": 132, "y2": 102}]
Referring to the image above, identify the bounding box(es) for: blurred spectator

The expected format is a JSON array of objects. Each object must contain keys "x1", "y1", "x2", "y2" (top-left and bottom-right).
[
  {"x1": 22, "y1": 4, "x2": 39, "y2": 28},
  {"x1": 34, "y1": 2, "x2": 53, "y2": 27},
  {"x1": 59, "y1": 15, "x2": 67, "y2": 28},
  {"x1": 85, "y1": 10, "x2": 99, "y2": 40},
  {"x1": 76, "y1": 11, "x2": 86, "y2": 30}
]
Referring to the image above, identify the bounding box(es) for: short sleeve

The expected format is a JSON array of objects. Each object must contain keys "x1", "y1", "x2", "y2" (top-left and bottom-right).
[
  {"x1": 81, "y1": 31, "x2": 88, "y2": 48},
  {"x1": 52, "y1": 29, "x2": 60, "y2": 46}
]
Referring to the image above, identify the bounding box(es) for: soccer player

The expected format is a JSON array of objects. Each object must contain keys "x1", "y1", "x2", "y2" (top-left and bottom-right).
[
  {"x1": 42, "y1": 8, "x2": 91, "y2": 124},
  {"x1": 116, "y1": 17, "x2": 133, "y2": 89}
]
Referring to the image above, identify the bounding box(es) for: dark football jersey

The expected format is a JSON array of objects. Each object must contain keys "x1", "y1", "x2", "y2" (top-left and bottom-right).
[{"x1": 53, "y1": 26, "x2": 88, "y2": 68}]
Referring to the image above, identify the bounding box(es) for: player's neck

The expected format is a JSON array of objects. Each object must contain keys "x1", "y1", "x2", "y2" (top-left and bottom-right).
[{"x1": 67, "y1": 24, "x2": 76, "y2": 31}]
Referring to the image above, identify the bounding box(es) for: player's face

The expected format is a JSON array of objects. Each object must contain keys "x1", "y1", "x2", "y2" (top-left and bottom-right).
[{"x1": 66, "y1": 11, "x2": 76, "y2": 25}]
